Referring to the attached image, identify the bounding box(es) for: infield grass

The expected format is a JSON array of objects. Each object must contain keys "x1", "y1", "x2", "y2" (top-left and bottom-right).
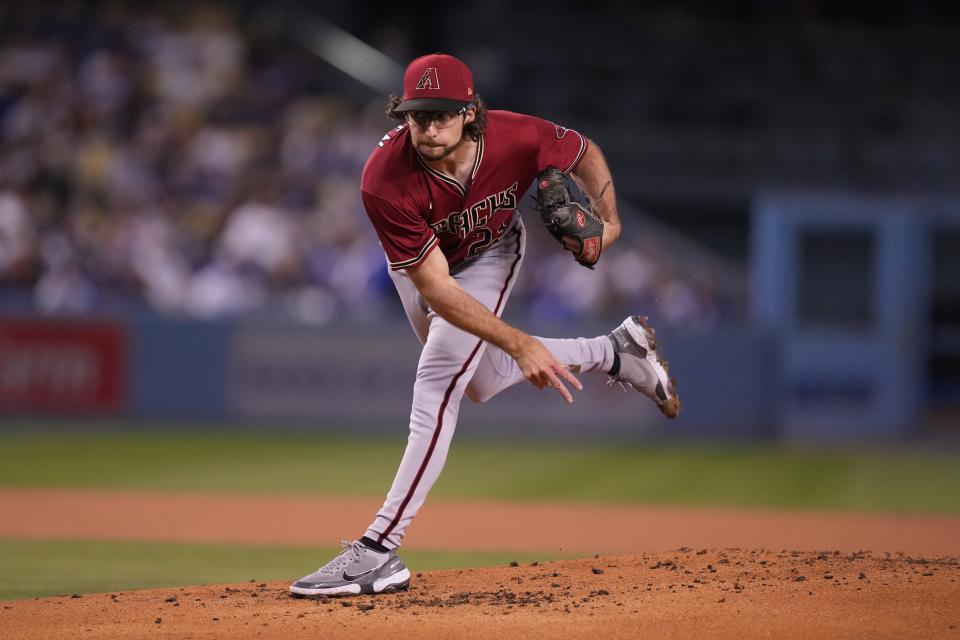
[
  {"x1": 1, "y1": 430, "x2": 959, "y2": 513},
  {"x1": 0, "y1": 538, "x2": 560, "y2": 601}
]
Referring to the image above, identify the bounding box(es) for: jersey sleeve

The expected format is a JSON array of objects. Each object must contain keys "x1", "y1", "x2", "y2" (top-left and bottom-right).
[
  {"x1": 531, "y1": 116, "x2": 589, "y2": 174},
  {"x1": 361, "y1": 191, "x2": 439, "y2": 270}
]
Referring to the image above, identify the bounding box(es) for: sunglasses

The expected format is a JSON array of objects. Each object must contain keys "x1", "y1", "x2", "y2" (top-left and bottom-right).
[{"x1": 405, "y1": 105, "x2": 470, "y2": 130}]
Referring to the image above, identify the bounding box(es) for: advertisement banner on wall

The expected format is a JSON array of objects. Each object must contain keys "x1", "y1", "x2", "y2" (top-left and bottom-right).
[
  {"x1": 0, "y1": 319, "x2": 126, "y2": 413},
  {"x1": 227, "y1": 325, "x2": 420, "y2": 425},
  {"x1": 225, "y1": 324, "x2": 698, "y2": 436}
]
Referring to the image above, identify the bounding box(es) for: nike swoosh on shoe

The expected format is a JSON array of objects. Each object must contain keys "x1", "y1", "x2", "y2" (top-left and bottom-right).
[{"x1": 342, "y1": 568, "x2": 374, "y2": 581}]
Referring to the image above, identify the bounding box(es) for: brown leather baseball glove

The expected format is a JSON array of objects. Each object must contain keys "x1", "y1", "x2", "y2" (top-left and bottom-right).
[{"x1": 533, "y1": 166, "x2": 604, "y2": 269}]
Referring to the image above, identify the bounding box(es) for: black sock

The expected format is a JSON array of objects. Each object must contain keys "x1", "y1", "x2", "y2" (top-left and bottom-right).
[
  {"x1": 360, "y1": 536, "x2": 390, "y2": 553},
  {"x1": 608, "y1": 351, "x2": 621, "y2": 377}
]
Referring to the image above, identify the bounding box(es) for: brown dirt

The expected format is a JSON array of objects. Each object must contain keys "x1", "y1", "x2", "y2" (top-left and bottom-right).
[
  {"x1": 3, "y1": 488, "x2": 960, "y2": 638},
  {"x1": 2, "y1": 550, "x2": 958, "y2": 639},
  {"x1": 3, "y1": 488, "x2": 960, "y2": 555}
]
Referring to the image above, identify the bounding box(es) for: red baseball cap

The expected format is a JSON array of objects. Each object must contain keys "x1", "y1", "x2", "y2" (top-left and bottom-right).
[{"x1": 394, "y1": 53, "x2": 475, "y2": 112}]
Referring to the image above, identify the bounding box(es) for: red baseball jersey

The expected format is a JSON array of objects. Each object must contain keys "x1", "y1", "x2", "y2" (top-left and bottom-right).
[{"x1": 361, "y1": 110, "x2": 589, "y2": 270}]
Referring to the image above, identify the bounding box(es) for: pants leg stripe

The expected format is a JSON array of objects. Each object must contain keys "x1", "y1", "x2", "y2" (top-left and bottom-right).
[{"x1": 376, "y1": 226, "x2": 524, "y2": 545}]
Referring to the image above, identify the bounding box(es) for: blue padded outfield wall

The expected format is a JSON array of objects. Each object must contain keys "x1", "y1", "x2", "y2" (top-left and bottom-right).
[
  {"x1": 224, "y1": 321, "x2": 774, "y2": 440},
  {"x1": 131, "y1": 317, "x2": 232, "y2": 419},
  {"x1": 0, "y1": 315, "x2": 774, "y2": 440}
]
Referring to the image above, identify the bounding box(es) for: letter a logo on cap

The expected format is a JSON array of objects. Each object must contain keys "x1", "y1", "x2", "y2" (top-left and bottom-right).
[{"x1": 416, "y1": 68, "x2": 440, "y2": 91}]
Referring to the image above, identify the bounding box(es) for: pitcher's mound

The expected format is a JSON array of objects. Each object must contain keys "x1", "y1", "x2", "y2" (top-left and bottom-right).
[{"x1": 2, "y1": 549, "x2": 958, "y2": 639}]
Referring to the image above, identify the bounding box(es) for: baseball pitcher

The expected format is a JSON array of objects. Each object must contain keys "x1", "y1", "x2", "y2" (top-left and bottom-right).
[{"x1": 291, "y1": 53, "x2": 680, "y2": 597}]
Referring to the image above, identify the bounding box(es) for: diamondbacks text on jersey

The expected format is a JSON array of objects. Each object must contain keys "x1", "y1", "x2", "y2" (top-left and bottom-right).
[{"x1": 361, "y1": 110, "x2": 588, "y2": 270}]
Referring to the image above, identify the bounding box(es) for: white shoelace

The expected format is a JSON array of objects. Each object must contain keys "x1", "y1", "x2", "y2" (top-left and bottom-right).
[
  {"x1": 606, "y1": 376, "x2": 632, "y2": 391},
  {"x1": 315, "y1": 540, "x2": 365, "y2": 574}
]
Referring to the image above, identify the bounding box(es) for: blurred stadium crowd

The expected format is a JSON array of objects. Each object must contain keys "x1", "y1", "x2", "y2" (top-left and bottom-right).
[{"x1": 0, "y1": 3, "x2": 728, "y2": 331}]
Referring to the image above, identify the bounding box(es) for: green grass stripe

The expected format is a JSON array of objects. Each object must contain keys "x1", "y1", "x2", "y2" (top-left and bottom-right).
[
  {"x1": 0, "y1": 538, "x2": 563, "y2": 602},
  {"x1": 1, "y1": 431, "x2": 958, "y2": 513}
]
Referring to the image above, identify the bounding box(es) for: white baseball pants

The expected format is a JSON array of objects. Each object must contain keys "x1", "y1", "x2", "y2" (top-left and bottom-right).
[{"x1": 365, "y1": 217, "x2": 614, "y2": 548}]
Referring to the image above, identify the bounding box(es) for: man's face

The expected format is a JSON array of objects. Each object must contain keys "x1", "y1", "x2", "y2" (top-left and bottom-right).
[{"x1": 406, "y1": 108, "x2": 477, "y2": 161}]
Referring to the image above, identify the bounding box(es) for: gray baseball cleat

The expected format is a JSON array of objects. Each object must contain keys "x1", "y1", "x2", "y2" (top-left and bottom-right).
[
  {"x1": 608, "y1": 315, "x2": 681, "y2": 418},
  {"x1": 290, "y1": 540, "x2": 411, "y2": 597}
]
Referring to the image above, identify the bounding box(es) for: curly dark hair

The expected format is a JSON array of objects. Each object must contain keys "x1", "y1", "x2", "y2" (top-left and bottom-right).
[{"x1": 385, "y1": 94, "x2": 488, "y2": 142}]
